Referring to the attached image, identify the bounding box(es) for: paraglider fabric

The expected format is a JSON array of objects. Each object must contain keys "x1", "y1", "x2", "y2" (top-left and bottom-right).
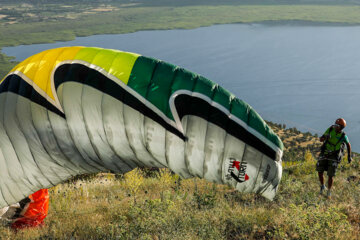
[
  {"x1": 0, "y1": 47, "x2": 283, "y2": 206},
  {"x1": 11, "y1": 189, "x2": 49, "y2": 229}
]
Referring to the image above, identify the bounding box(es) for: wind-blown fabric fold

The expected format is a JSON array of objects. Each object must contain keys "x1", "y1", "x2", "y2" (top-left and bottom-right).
[{"x1": 0, "y1": 47, "x2": 283, "y2": 207}]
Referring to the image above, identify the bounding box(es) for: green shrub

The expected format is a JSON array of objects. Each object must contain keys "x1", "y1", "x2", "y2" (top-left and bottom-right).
[{"x1": 193, "y1": 191, "x2": 217, "y2": 210}]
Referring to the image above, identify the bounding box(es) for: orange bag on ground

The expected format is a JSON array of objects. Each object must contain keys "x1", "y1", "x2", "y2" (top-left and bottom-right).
[{"x1": 11, "y1": 189, "x2": 49, "y2": 229}]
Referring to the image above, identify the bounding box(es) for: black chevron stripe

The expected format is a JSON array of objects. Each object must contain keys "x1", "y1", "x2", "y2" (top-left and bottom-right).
[
  {"x1": 53, "y1": 63, "x2": 186, "y2": 141},
  {"x1": 0, "y1": 74, "x2": 65, "y2": 118}
]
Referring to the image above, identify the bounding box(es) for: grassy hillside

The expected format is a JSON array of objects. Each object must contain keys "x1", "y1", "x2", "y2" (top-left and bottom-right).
[{"x1": 0, "y1": 127, "x2": 359, "y2": 239}]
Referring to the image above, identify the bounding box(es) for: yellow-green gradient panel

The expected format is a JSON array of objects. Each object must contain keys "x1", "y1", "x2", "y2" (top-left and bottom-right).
[{"x1": 74, "y1": 47, "x2": 140, "y2": 84}]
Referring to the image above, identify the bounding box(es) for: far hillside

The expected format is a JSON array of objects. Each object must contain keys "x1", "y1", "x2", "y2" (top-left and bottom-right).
[
  {"x1": 3, "y1": 0, "x2": 360, "y2": 78},
  {"x1": 3, "y1": 0, "x2": 360, "y2": 5},
  {"x1": 267, "y1": 121, "x2": 323, "y2": 161}
]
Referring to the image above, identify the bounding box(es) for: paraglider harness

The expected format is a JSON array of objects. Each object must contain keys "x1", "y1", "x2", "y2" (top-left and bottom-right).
[{"x1": 319, "y1": 126, "x2": 346, "y2": 164}]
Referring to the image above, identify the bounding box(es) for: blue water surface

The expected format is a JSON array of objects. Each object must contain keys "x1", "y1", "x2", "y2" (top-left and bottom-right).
[{"x1": 3, "y1": 24, "x2": 360, "y2": 151}]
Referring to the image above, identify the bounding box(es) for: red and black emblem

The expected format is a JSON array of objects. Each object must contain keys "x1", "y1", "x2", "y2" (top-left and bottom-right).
[{"x1": 227, "y1": 158, "x2": 249, "y2": 183}]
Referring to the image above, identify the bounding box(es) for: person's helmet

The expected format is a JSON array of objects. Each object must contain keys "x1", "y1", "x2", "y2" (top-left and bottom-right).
[{"x1": 335, "y1": 118, "x2": 346, "y2": 128}]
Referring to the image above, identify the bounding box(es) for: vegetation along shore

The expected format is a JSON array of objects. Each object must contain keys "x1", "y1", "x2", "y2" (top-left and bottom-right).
[{"x1": 3, "y1": 1, "x2": 360, "y2": 76}]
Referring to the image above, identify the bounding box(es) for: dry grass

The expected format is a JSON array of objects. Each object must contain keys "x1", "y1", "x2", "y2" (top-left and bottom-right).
[
  {"x1": 0, "y1": 126, "x2": 358, "y2": 239},
  {"x1": 0, "y1": 155, "x2": 359, "y2": 240}
]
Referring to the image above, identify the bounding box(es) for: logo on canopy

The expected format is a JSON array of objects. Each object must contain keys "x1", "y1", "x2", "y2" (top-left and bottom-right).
[{"x1": 226, "y1": 158, "x2": 249, "y2": 183}]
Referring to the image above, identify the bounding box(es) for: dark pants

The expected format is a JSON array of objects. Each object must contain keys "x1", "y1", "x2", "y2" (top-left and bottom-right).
[{"x1": 316, "y1": 153, "x2": 339, "y2": 177}]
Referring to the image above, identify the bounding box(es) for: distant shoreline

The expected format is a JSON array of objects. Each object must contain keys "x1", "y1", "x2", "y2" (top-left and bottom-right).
[
  {"x1": 2, "y1": 3, "x2": 360, "y2": 76},
  {"x1": 251, "y1": 19, "x2": 360, "y2": 27},
  {"x1": 3, "y1": 19, "x2": 360, "y2": 48}
]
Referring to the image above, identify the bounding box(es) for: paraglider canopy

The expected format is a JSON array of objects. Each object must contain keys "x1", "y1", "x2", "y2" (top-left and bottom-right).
[{"x1": 0, "y1": 47, "x2": 283, "y2": 207}]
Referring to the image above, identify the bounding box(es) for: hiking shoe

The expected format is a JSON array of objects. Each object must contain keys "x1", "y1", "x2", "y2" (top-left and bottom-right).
[
  {"x1": 327, "y1": 190, "x2": 331, "y2": 198},
  {"x1": 320, "y1": 185, "x2": 326, "y2": 195}
]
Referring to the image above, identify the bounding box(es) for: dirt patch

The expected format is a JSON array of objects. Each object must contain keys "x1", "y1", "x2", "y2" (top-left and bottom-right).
[
  {"x1": 0, "y1": 15, "x2": 7, "y2": 19},
  {"x1": 91, "y1": 7, "x2": 117, "y2": 12},
  {"x1": 20, "y1": 3, "x2": 33, "y2": 8},
  {"x1": 119, "y1": 3, "x2": 141, "y2": 7},
  {"x1": 24, "y1": 13, "x2": 36, "y2": 17}
]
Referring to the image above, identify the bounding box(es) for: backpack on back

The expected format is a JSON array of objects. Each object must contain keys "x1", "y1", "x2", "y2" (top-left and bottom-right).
[{"x1": 320, "y1": 126, "x2": 346, "y2": 163}]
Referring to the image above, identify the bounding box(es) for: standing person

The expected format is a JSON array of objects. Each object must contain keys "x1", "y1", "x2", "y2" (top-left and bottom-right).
[{"x1": 317, "y1": 118, "x2": 352, "y2": 198}]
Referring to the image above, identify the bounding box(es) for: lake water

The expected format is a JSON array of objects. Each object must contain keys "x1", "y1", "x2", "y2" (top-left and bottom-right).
[{"x1": 3, "y1": 24, "x2": 360, "y2": 151}]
